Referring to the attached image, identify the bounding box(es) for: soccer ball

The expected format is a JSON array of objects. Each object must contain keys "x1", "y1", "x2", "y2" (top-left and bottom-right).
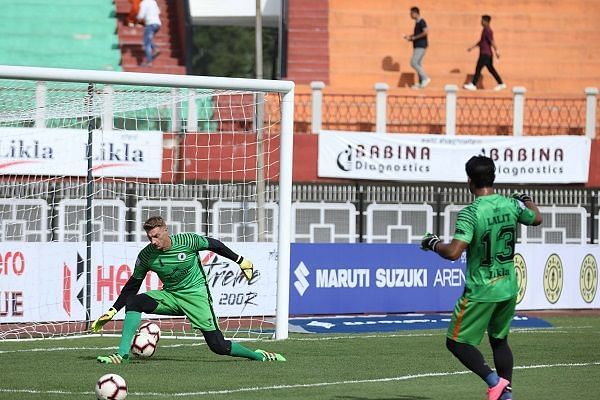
[
  {"x1": 131, "y1": 331, "x2": 157, "y2": 358},
  {"x1": 95, "y1": 373, "x2": 127, "y2": 400},
  {"x1": 138, "y1": 321, "x2": 161, "y2": 342}
]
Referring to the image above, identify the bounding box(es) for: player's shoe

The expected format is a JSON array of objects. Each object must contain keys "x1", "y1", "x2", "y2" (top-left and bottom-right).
[
  {"x1": 255, "y1": 349, "x2": 286, "y2": 362},
  {"x1": 420, "y1": 77, "x2": 431, "y2": 88},
  {"x1": 494, "y1": 83, "x2": 507, "y2": 91},
  {"x1": 463, "y1": 83, "x2": 477, "y2": 91},
  {"x1": 97, "y1": 353, "x2": 129, "y2": 364},
  {"x1": 499, "y1": 385, "x2": 513, "y2": 400},
  {"x1": 487, "y1": 377, "x2": 510, "y2": 400}
]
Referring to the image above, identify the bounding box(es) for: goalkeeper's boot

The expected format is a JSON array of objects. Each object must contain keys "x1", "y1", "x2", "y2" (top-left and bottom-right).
[
  {"x1": 255, "y1": 349, "x2": 286, "y2": 362},
  {"x1": 499, "y1": 386, "x2": 513, "y2": 400},
  {"x1": 487, "y1": 377, "x2": 510, "y2": 400},
  {"x1": 97, "y1": 353, "x2": 129, "y2": 364}
]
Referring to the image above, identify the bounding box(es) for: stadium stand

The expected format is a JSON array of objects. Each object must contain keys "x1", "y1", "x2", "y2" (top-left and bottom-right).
[
  {"x1": 0, "y1": 0, "x2": 121, "y2": 71},
  {"x1": 287, "y1": 0, "x2": 600, "y2": 94},
  {"x1": 115, "y1": 0, "x2": 186, "y2": 74}
]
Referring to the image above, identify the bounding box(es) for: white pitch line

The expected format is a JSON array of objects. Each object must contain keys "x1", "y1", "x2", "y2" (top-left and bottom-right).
[
  {"x1": 134, "y1": 361, "x2": 600, "y2": 397},
  {"x1": 0, "y1": 326, "x2": 589, "y2": 354},
  {"x1": 288, "y1": 326, "x2": 584, "y2": 342},
  {"x1": 0, "y1": 361, "x2": 598, "y2": 398},
  {"x1": 0, "y1": 342, "x2": 209, "y2": 355}
]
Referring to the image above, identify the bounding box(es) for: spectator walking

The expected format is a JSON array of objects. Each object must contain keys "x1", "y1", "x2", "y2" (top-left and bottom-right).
[
  {"x1": 127, "y1": 0, "x2": 141, "y2": 27},
  {"x1": 403, "y1": 7, "x2": 430, "y2": 89},
  {"x1": 464, "y1": 15, "x2": 506, "y2": 91},
  {"x1": 137, "y1": 0, "x2": 161, "y2": 67}
]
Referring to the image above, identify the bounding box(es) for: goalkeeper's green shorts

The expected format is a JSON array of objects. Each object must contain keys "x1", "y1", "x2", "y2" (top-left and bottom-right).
[
  {"x1": 446, "y1": 296, "x2": 516, "y2": 345},
  {"x1": 145, "y1": 287, "x2": 219, "y2": 331}
]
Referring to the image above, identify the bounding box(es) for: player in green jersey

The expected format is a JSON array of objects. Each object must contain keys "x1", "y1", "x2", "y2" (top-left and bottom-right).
[
  {"x1": 421, "y1": 156, "x2": 541, "y2": 400},
  {"x1": 92, "y1": 216, "x2": 285, "y2": 363}
]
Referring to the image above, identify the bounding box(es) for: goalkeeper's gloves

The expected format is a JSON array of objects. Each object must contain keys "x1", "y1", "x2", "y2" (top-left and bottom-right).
[
  {"x1": 238, "y1": 257, "x2": 254, "y2": 281},
  {"x1": 421, "y1": 233, "x2": 441, "y2": 252},
  {"x1": 91, "y1": 307, "x2": 117, "y2": 333},
  {"x1": 512, "y1": 192, "x2": 533, "y2": 203}
]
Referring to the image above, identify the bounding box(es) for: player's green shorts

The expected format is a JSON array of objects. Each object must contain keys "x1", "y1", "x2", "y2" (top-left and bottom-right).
[
  {"x1": 446, "y1": 296, "x2": 517, "y2": 345},
  {"x1": 145, "y1": 287, "x2": 219, "y2": 331}
]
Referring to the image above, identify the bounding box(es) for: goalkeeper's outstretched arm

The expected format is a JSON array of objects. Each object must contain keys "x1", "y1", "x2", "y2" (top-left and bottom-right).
[
  {"x1": 91, "y1": 276, "x2": 143, "y2": 332},
  {"x1": 112, "y1": 276, "x2": 144, "y2": 311},
  {"x1": 205, "y1": 237, "x2": 254, "y2": 280}
]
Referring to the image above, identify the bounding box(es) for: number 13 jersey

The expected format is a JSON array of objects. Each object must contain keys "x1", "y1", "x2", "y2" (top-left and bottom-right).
[{"x1": 453, "y1": 194, "x2": 537, "y2": 302}]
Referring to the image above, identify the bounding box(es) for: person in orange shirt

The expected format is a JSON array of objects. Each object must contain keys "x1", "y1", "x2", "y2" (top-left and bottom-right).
[{"x1": 128, "y1": 0, "x2": 141, "y2": 27}]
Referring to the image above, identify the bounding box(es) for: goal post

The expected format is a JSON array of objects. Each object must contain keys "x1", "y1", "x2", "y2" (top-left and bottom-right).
[{"x1": 0, "y1": 65, "x2": 294, "y2": 341}]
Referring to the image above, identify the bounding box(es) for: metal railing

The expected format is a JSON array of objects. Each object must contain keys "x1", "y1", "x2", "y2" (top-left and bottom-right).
[
  {"x1": 299, "y1": 83, "x2": 599, "y2": 138},
  {"x1": 3, "y1": 182, "x2": 597, "y2": 244},
  {"x1": 23, "y1": 79, "x2": 599, "y2": 138}
]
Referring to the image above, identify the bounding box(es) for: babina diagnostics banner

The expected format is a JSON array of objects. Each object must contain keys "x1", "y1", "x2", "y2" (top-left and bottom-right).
[
  {"x1": 318, "y1": 131, "x2": 591, "y2": 184},
  {"x1": 0, "y1": 128, "x2": 163, "y2": 178}
]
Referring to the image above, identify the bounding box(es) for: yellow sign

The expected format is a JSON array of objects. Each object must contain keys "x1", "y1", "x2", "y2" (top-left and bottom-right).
[
  {"x1": 514, "y1": 253, "x2": 527, "y2": 304},
  {"x1": 580, "y1": 254, "x2": 598, "y2": 303},
  {"x1": 544, "y1": 254, "x2": 563, "y2": 304}
]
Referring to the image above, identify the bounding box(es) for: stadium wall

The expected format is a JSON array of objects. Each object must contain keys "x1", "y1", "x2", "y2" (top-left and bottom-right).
[
  {"x1": 589, "y1": 140, "x2": 600, "y2": 186},
  {"x1": 160, "y1": 133, "x2": 600, "y2": 187}
]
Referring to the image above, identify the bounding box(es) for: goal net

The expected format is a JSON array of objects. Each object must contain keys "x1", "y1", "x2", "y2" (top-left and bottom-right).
[{"x1": 0, "y1": 66, "x2": 293, "y2": 341}]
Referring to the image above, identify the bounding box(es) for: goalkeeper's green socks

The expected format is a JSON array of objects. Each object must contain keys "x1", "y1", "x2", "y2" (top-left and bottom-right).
[
  {"x1": 229, "y1": 342, "x2": 264, "y2": 361},
  {"x1": 117, "y1": 311, "x2": 142, "y2": 356}
]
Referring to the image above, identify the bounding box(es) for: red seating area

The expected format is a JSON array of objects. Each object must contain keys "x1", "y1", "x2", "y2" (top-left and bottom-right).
[{"x1": 287, "y1": 0, "x2": 600, "y2": 94}]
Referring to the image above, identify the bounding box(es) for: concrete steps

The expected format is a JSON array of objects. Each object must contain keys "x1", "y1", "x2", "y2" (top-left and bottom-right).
[{"x1": 115, "y1": 0, "x2": 185, "y2": 74}]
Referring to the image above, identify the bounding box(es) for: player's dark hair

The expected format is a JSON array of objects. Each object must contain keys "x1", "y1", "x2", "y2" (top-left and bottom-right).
[
  {"x1": 143, "y1": 216, "x2": 166, "y2": 231},
  {"x1": 465, "y1": 156, "x2": 496, "y2": 188},
  {"x1": 482, "y1": 15, "x2": 492, "y2": 23},
  {"x1": 410, "y1": 6, "x2": 420, "y2": 14}
]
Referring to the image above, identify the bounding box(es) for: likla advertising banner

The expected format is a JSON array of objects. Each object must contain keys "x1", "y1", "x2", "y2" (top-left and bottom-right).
[
  {"x1": 0, "y1": 128, "x2": 163, "y2": 178},
  {"x1": 318, "y1": 131, "x2": 591, "y2": 183}
]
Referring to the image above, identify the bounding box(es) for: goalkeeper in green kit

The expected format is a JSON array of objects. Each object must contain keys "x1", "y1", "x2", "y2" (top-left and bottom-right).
[
  {"x1": 421, "y1": 156, "x2": 541, "y2": 400},
  {"x1": 92, "y1": 216, "x2": 286, "y2": 363}
]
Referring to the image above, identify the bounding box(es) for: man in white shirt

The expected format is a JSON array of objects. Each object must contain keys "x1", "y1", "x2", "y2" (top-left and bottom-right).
[{"x1": 137, "y1": 0, "x2": 162, "y2": 66}]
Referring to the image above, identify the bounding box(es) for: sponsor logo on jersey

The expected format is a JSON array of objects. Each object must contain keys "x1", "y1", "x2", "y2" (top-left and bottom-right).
[
  {"x1": 579, "y1": 254, "x2": 598, "y2": 304},
  {"x1": 177, "y1": 253, "x2": 186, "y2": 261},
  {"x1": 543, "y1": 254, "x2": 563, "y2": 304},
  {"x1": 514, "y1": 253, "x2": 527, "y2": 304}
]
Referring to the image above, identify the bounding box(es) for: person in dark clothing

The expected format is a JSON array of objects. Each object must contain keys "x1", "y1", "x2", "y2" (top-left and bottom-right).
[
  {"x1": 464, "y1": 15, "x2": 506, "y2": 91},
  {"x1": 404, "y1": 7, "x2": 430, "y2": 89}
]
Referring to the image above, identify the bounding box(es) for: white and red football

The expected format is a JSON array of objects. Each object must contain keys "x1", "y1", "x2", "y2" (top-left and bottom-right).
[
  {"x1": 138, "y1": 321, "x2": 161, "y2": 342},
  {"x1": 95, "y1": 373, "x2": 127, "y2": 400},
  {"x1": 131, "y1": 332, "x2": 157, "y2": 358}
]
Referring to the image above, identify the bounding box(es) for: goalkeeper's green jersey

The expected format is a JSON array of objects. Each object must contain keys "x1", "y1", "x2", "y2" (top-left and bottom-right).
[
  {"x1": 453, "y1": 194, "x2": 537, "y2": 302},
  {"x1": 133, "y1": 233, "x2": 209, "y2": 292}
]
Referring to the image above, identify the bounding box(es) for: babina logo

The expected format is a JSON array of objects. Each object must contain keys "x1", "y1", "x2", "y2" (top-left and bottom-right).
[
  {"x1": 335, "y1": 143, "x2": 431, "y2": 173},
  {"x1": 337, "y1": 145, "x2": 353, "y2": 172}
]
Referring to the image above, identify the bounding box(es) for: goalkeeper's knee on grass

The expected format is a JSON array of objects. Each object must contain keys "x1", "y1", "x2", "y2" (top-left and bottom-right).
[{"x1": 203, "y1": 330, "x2": 232, "y2": 355}]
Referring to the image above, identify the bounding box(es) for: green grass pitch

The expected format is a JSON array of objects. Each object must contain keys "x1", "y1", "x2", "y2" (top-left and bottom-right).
[{"x1": 0, "y1": 316, "x2": 598, "y2": 399}]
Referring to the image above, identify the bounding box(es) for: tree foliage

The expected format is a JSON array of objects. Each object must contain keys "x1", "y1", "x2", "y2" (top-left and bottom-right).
[{"x1": 191, "y1": 26, "x2": 278, "y2": 79}]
